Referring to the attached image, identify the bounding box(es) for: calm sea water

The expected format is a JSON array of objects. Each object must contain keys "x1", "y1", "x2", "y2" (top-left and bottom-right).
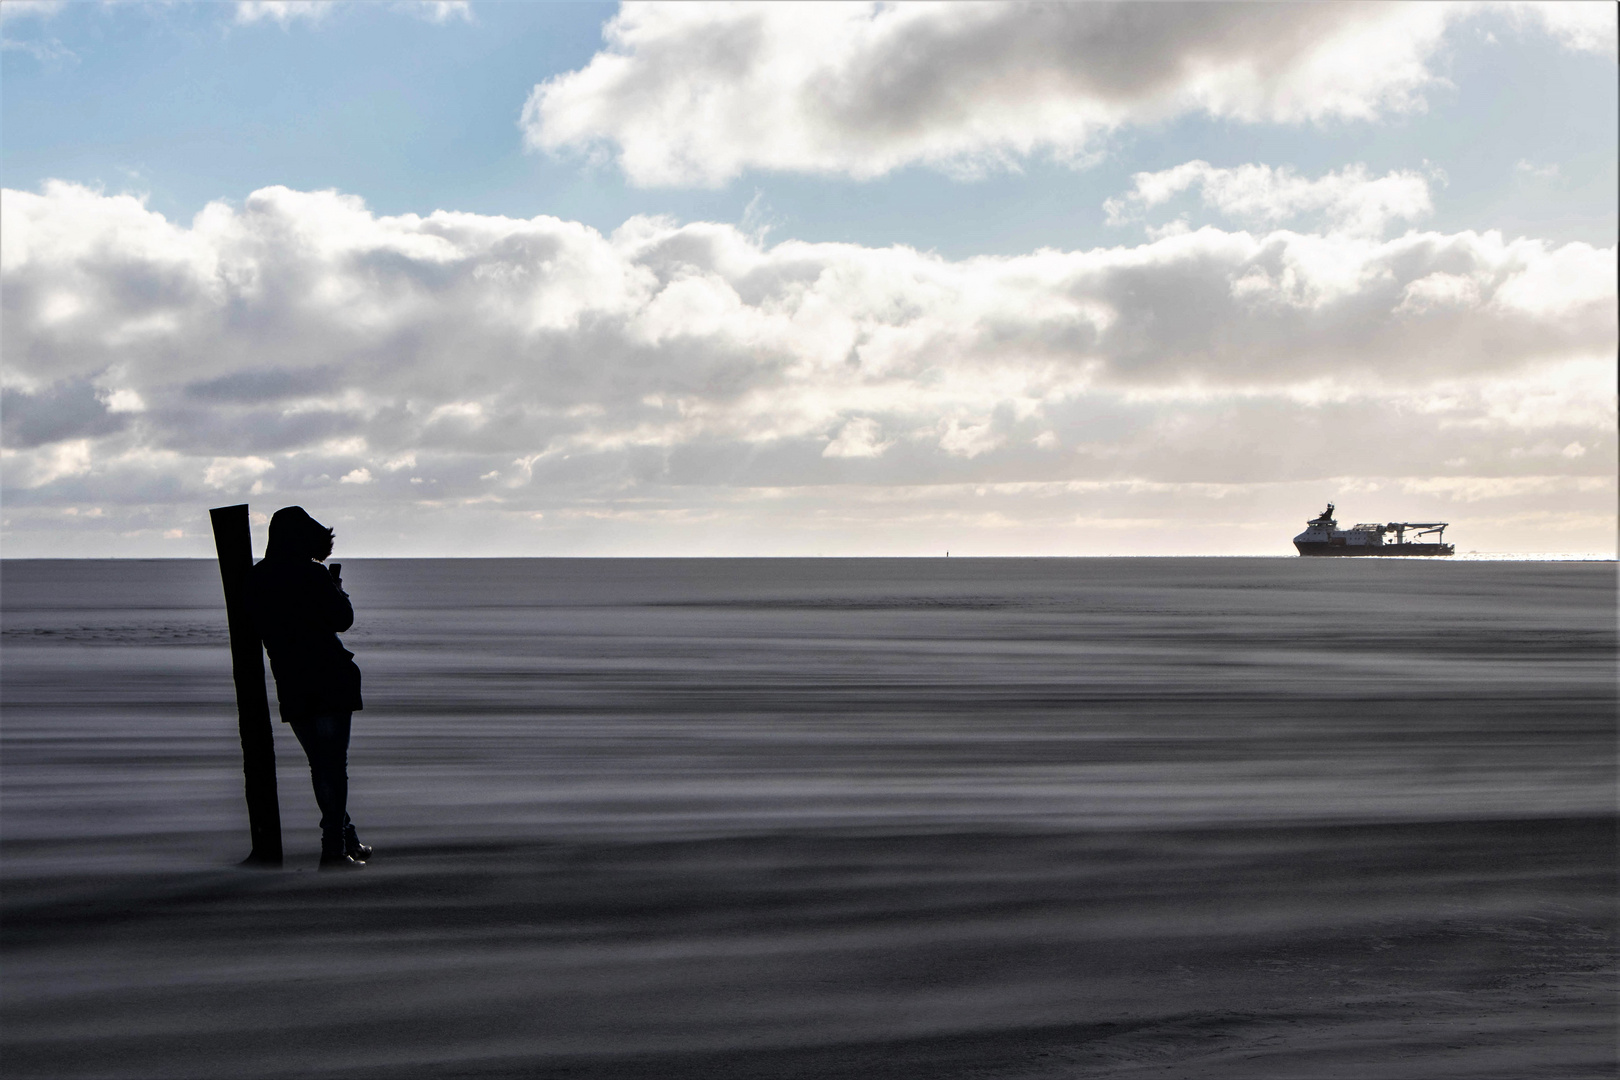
[{"x1": 2, "y1": 557, "x2": 1613, "y2": 867}]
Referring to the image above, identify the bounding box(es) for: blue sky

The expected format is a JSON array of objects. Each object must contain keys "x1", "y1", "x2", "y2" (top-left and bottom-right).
[
  {"x1": 5, "y1": 1, "x2": 1614, "y2": 251},
  {"x1": 2, "y1": 1, "x2": 1616, "y2": 556}
]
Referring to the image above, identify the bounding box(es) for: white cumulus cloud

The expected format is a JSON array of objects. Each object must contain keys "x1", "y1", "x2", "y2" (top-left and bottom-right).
[{"x1": 522, "y1": 1, "x2": 1610, "y2": 188}]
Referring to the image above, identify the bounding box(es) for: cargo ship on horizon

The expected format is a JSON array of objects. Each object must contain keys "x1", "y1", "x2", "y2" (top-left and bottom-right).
[{"x1": 1294, "y1": 504, "x2": 1454, "y2": 557}]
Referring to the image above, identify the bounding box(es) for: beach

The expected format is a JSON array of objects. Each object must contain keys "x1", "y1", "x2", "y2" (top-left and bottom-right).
[{"x1": 2, "y1": 557, "x2": 1614, "y2": 1078}]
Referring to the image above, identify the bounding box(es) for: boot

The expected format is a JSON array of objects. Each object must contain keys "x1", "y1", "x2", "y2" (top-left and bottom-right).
[
  {"x1": 320, "y1": 837, "x2": 364, "y2": 871},
  {"x1": 344, "y1": 824, "x2": 372, "y2": 863}
]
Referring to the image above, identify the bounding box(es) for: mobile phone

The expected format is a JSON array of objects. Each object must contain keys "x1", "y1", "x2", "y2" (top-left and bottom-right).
[{"x1": 328, "y1": 562, "x2": 342, "y2": 580}]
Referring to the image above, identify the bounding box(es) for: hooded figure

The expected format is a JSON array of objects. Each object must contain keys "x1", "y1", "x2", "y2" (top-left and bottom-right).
[{"x1": 246, "y1": 506, "x2": 369, "y2": 869}]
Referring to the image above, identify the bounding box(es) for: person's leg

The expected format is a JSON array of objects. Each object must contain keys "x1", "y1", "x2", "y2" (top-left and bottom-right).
[
  {"x1": 323, "y1": 712, "x2": 371, "y2": 861},
  {"x1": 290, "y1": 712, "x2": 355, "y2": 865}
]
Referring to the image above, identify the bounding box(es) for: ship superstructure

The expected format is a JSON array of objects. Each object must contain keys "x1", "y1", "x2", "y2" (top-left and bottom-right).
[{"x1": 1293, "y1": 504, "x2": 1454, "y2": 557}]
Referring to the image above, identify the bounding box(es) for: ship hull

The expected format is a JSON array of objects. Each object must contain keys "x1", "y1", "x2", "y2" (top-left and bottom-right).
[{"x1": 1295, "y1": 542, "x2": 1454, "y2": 557}]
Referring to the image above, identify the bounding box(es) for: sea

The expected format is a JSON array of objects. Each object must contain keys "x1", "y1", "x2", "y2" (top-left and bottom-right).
[{"x1": 2, "y1": 557, "x2": 1615, "y2": 1078}]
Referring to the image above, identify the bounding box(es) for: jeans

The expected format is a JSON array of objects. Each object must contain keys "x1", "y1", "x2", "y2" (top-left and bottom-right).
[{"x1": 289, "y1": 711, "x2": 352, "y2": 848}]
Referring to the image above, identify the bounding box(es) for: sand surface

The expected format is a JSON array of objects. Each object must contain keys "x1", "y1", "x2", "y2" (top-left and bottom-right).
[{"x1": 2, "y1": 557, "x2": 1614, "y2": 1078}]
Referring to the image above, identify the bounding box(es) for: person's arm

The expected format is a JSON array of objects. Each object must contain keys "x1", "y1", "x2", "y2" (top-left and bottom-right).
[{"x1": 312, "y1": 562, "x2": 355, "y2": 632}]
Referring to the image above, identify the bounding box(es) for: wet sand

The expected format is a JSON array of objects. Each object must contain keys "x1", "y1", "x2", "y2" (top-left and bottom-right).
[{"x1": 2, "y1": 557, "x2": 1615, "y2": 1078}]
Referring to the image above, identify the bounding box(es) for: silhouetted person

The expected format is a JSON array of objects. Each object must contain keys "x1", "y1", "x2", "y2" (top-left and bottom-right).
[{"x1": 247, "y1": 506, "x2": 369, "y2": 870}]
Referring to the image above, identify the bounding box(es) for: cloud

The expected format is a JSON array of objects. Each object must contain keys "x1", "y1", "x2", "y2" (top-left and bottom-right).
[
  {"x1": 234, "y1": 1, "x2": 331, "y2": 26},
  {"x1": 0, "y1": 378, "x2": 129, "y2": 448},
  {"x1": 7, "y1": 438, "x2": 95, "y2": 489},
  {"x1": 1397, "y1": 272, "x2": 1482, "y2": 315},
  {"x1": 0, "y1": 1, "x2": 64, "y2": 24},
  {"x1": 1105, "y1": 161, "x2": 1434, "y2": 237},
  {"x1": 1514, "y1": 158, "x2": 1560, "y2": 180},
  {"x1": 405, "y1": 1, "x2": 472, "y2": 24},
  {"x1": 0, "y1": 0, "x2": 72, "y2": 62},
  {"x1": 2, "y1": 181, "x2": 1613, "y2": 553},
  {"x1": 522, "y1": 2, "x2": 1608, "y2": 188},
  {"x1": 1499, "y1": 0, "x2": 1619, "y2": 60},
  {"x1": 203, "y1": 454, "x2": 275, "y2": 491},
  {"x1": 823, "y1": 417, "x2": 893, "y2": 459},
  {"x1": 0, "y1": 34, "x2": 75, "y2": 62},
  {"x1": 232, "y1": 1, "x2": 469, "y2": 27}
]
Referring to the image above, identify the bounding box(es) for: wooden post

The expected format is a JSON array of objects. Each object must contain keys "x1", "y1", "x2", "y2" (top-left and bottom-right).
[{"x1": 209, "y1": 504, "x2": 283, "y2": 867}]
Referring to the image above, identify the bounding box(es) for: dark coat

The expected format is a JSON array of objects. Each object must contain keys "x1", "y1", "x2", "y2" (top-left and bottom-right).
[{"x1": 247, "y1": 555, "x2": 363, "y2": 723}]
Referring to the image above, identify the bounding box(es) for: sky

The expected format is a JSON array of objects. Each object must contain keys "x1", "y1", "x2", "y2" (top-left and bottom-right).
[{"x1": 1, "y1": 0, "x2": 1616, "y2": 558}]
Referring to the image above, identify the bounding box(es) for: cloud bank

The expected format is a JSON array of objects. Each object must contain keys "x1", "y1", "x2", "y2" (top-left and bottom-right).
[
  {"x1": 2, "y1": 179, "x2": 1613, "y2": 554},
  {"x1": 523, "y1": 1, "x2": 1616, "y2": 187}
]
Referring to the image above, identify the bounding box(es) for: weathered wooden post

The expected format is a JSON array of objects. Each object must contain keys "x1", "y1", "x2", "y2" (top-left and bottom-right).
[{"x1": 209, "y1": 503, "x2": 283, "y2": 867}]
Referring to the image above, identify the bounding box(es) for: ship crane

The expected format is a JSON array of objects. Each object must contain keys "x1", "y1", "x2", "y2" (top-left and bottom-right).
[{"x1": 1381, "y1": 522, "x2": 1448, "y2": 545}]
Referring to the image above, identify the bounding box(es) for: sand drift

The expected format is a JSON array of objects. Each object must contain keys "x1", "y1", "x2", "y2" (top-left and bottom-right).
[{"x1": 2, "y1": 557, "x2": 1614, "y2": 1078}]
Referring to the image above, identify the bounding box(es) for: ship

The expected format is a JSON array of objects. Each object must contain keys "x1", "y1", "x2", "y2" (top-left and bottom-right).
[{"x1": 1293, "y1": 504, "x2": 1454, "y2": 557}]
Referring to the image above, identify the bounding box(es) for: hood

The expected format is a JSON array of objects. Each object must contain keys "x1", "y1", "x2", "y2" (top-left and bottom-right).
[{"x1": 265, "y1": 506, "x2": 334, "y2": 562}]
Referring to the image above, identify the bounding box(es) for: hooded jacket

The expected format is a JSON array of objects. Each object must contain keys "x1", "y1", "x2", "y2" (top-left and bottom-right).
[{"x1": 246, "y1": 507, "x2": 363, "y2": 723}]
